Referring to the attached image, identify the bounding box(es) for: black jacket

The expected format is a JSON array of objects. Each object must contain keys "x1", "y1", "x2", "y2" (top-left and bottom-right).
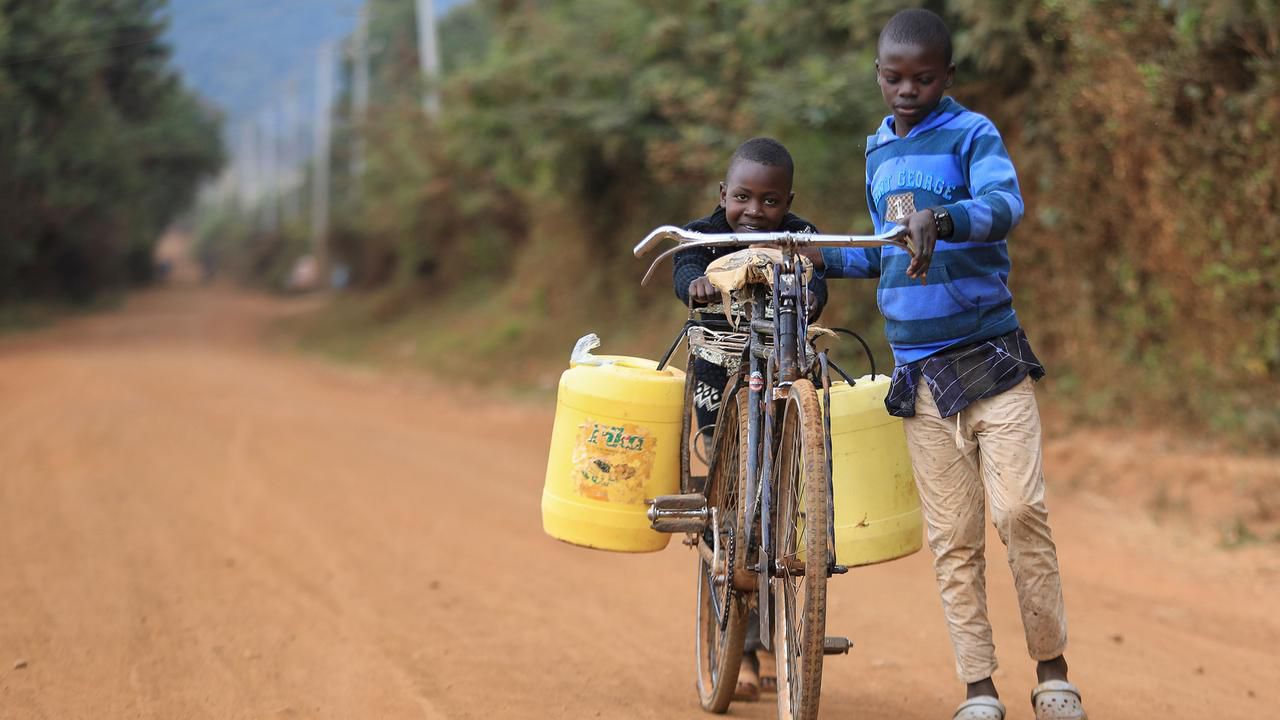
[{"x1": 671, "y1": 206, "x2": 829, "y2": 318}]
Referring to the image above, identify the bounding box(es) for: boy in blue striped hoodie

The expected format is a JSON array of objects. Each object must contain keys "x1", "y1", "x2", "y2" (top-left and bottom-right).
[{"x1": 811, "y1": 10, "x2": 1088, "y2": 720}]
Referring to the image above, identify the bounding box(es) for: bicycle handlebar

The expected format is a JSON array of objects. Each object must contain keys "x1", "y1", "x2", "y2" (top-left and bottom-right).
[{"x1": 634, "y1": 224, "x2": 913, "y2": 286}]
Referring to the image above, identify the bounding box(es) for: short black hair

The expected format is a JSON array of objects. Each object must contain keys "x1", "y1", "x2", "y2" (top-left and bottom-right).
[
  {"x1": 727, "y1": 137, "x2": 794, "y2": 183},
  {"x1": 879, "y1": 9, "x2": 953, "y2": 65}
]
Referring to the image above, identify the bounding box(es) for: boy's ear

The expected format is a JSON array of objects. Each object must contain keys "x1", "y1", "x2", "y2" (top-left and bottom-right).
[
  {"x1": 785, "y1": 191, "x2": 795, "y2": 214},
  {"x1": 945, "y1": 63, "x2": 956, "y2": 88},
  {"x1": 719, "y1": 181, "x2": 727, "y2": 208}
]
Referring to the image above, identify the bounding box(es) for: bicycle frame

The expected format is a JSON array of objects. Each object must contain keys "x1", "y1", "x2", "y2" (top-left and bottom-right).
[{"x1": 741, "y1": 249, "x2": 812, "y2": 651}]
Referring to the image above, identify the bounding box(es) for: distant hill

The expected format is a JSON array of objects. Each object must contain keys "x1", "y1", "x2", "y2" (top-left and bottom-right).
[{"x1": 164, "y1": 0, "x2": 466, "y2": 122}]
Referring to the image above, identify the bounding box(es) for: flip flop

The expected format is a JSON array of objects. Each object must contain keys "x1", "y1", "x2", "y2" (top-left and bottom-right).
[
  {"x1": 953, "y1": 695, "x2": 1005, "y2": 720},
  {"x1": 734, "y1": 656, "x2": 760, "y2": 702},
  {"x1": 757, "y1": 650, "x2": 777, "y2": 693},
  {"x1": 1031, "y1": 680, "x2": 1088, "y2": 720}
]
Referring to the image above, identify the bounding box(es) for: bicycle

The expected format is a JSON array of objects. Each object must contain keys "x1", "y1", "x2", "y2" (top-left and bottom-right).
[{"x1": 637, "y1": 225, "x2": 911, "y2": 719}]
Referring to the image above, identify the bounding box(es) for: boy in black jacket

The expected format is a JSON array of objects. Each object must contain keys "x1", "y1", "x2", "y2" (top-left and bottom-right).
[
  {"x1": 673, "y1": 136, "x2": 828, "y2": 455},
  {"x1": 671, "y1": 136, "x2": 827, "y2": 700}
]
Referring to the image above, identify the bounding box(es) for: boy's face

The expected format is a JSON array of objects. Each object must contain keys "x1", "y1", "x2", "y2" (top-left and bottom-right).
[
  {"x1": 719, "y1": 160, "x2": 794, "y2": 233},
  {"x1": 876, "y1": 40, "x2": 954, "y2": 136}
]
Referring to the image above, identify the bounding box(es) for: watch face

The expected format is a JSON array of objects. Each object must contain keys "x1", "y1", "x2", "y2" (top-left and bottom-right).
[{"x1": 934, "y1": 210, "x2": 953, "y2": 237}]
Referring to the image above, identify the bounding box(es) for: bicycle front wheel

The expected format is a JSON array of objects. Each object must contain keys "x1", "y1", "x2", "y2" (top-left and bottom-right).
[{"x1": 772, "y1": 379, "x2": 829, "y2": 720}]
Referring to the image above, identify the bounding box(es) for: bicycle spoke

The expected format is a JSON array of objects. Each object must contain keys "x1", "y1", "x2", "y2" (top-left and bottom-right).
[{"x1": 704, "y1": 563, "x2": 723, "y2": 624}]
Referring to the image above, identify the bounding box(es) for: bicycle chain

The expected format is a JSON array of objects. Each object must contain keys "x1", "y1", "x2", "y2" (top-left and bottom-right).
[{"x1": 719, "y1": 524, "x2": 736, "y2": 632}]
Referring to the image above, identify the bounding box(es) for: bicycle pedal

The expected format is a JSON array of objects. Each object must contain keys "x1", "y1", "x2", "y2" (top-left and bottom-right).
[
  {"x1": 646, "y1": 493, "x2": 709, "y2": 533},
  {"x1": 823, "y1": 636, "x2": 854, "y2": 655},
  {"x1": 831, "y1": 564, "x2": 849, "y2": 575}
]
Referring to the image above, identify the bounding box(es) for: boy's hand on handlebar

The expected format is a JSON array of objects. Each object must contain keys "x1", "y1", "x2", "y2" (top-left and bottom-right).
[
  {"x1": 688, "y1": 276, "x2": 719, "y2": 303},
  {"x1": 901, "y1": 210, "x2": 937, "y2": 282}
]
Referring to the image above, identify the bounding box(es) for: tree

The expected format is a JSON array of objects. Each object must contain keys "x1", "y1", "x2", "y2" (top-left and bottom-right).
[{"x1": 0, "y1": 0, "x2": 223, "y2": 302}]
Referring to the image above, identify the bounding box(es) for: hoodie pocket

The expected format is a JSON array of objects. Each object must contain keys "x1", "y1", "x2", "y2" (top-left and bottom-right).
[
  {"x1": 942, "y1": 266, "x2": 979, "y2": 311},
  {"x1": 880, "y1": 264, "x2": 981, "y2": 345}
]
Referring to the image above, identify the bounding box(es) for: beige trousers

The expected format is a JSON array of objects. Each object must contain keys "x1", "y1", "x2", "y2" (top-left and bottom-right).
[{"x1": 903, "y1": 375, "x2": 1068, "y2": 683}]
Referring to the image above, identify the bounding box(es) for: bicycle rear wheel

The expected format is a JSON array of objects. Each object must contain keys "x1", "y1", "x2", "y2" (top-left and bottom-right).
[
  {"x1": 694, "y1": 388, "x2": 749, "y2": 713},
  {"x1": 772, "y1": 379, "x2": 829, "y2": 720}
]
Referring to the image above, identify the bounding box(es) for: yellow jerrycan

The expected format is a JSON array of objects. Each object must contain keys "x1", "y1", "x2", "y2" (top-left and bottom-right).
[
  {"x1": 541, "y1": 339, "x2": 685, "y2": 553},
  {"x1": 827, "y1": 376, "x2": 923, "y2": 566}
]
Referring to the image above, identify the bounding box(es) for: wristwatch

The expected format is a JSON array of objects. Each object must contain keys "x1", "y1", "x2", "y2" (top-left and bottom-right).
[{"x1": 930, "y1": 207, "x2": 954, "y2": 239}]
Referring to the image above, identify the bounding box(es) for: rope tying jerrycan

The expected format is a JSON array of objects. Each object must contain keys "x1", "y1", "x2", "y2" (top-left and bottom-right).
[
  {"x1": 826, "y1": 376, "x2": 923, "y2": 566},
  {"x1": 541, "y1": 336, "x2": 685, "y2": 552}
]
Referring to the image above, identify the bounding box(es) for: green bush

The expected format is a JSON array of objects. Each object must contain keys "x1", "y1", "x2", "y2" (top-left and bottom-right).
[{"x1": 328, "y1": 0, "x2": 1279, "y2": 446}]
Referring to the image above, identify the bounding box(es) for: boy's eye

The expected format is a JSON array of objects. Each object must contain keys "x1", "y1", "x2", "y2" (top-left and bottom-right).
[
  {"x1": 918, "y1": 75, "x2": 935, "y2": 84},
  {"x1": 764, "y1": 198, "x2": 779, "y2": 206},
  {"x1": 734, "y1": 194, "x2": 748, "y2": 201}
]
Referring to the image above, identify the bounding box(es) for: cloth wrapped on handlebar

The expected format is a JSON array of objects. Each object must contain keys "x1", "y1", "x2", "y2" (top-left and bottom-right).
[{"x1": 704, "y1": 248, "x2": 814, "y2": 327}]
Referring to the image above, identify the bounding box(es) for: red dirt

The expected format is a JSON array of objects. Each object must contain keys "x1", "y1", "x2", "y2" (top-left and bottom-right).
[{"x1": 0, "y1": 287, "x2": 1275, "y2": 719}]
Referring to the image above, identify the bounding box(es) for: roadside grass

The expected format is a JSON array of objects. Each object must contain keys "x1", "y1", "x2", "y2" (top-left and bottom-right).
[
  {"x1": 281, "y1": 282, "x2": 688, "y2": 403},
  {"x1": 0, "y1": 295, "x2": 125, "y2": 336}
]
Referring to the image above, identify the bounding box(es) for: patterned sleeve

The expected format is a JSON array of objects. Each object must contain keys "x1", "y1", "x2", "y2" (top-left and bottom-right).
[{"x1": 938, "y1": 116, "x2": 1025, "y2": 243}]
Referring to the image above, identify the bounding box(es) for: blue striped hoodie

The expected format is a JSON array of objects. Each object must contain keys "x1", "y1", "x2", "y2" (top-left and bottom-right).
[{"x1": 821, "y1": 97, "x2": 1024, "y2": 365}]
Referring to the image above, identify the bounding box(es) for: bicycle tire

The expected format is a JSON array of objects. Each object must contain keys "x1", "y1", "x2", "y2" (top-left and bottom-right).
[
  {"x1": 772, "y1": 379, "x2": 829, "y2": 720},
  {"x1": 694, "y1": 388, "x2": 750, "y2": 713}
]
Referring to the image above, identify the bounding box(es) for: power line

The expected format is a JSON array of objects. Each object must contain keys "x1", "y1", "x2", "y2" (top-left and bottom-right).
[{"x1": 0, "y1": 34, "x2": 163, "y2": 67}]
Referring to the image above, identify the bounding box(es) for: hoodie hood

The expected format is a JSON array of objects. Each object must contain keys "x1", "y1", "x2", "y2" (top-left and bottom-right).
[{"x1": 867, "y1": 96, "x2": 966, "y2": 156}]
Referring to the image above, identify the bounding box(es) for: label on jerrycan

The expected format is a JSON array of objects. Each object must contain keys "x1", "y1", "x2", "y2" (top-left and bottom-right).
[{"x1": 571, "y1": 419, "x2": 657, "y2": 505}]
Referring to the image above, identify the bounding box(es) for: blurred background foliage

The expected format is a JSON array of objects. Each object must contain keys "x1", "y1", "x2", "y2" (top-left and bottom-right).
[
  {"x1": 288, "y1": 0, "x2": 1276, "y2": 444},
  {"x1": 0, "y1": 0, "x2": 223, "y2": 303},
  {"x1": 6, "y1": 0, "x2": 1274, "y2": 446}
]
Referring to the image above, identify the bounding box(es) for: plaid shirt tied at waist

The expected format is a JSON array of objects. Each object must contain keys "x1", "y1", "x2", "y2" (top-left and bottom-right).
[{"x1": 885, "y1": 328, "x2": 1045, "y2": 419}]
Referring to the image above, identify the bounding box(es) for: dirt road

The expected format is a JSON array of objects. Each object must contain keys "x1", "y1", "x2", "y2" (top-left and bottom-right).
[{"x1": 1, "y1": 288, "x2": 1276, "y2": 719}]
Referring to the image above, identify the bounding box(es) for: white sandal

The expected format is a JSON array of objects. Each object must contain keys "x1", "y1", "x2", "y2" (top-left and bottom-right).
[
  {"x1": 1031, "y1": 680, "x2": 1088, "y2": 720},
  {"x1": 953, "y1": 696, "x2": 1005, "y2": 720}
]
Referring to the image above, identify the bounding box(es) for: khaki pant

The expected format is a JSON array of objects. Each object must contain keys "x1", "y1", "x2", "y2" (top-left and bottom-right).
[{"x1": 904, "y1": 375, "x2": 1068, "y2": 683}]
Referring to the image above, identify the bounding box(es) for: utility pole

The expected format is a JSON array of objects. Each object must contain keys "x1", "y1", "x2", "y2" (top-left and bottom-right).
[
  {"x1": 280, "y1": 80, "x2": 303, "y2": 225},
  {"x1": 310, "y1": 41, "x2": 337, "y2": 275},
  {"x1": 237, "y1": 120, "x2": 257, "y2": 217},
  {"x1": 260, "y1": 108, "x2": 279, "y2": 235},
  {"x1": 414, "y1": 0, "x2": 440, "y2": 115},
  {"x1": 351, "y1": 3, "x2": 371, "y2": 177}
]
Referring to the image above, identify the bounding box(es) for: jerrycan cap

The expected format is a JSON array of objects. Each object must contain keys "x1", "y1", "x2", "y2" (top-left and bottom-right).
[{"x1": 567, "y1": 333, "x2": 683, "y2": 378}]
